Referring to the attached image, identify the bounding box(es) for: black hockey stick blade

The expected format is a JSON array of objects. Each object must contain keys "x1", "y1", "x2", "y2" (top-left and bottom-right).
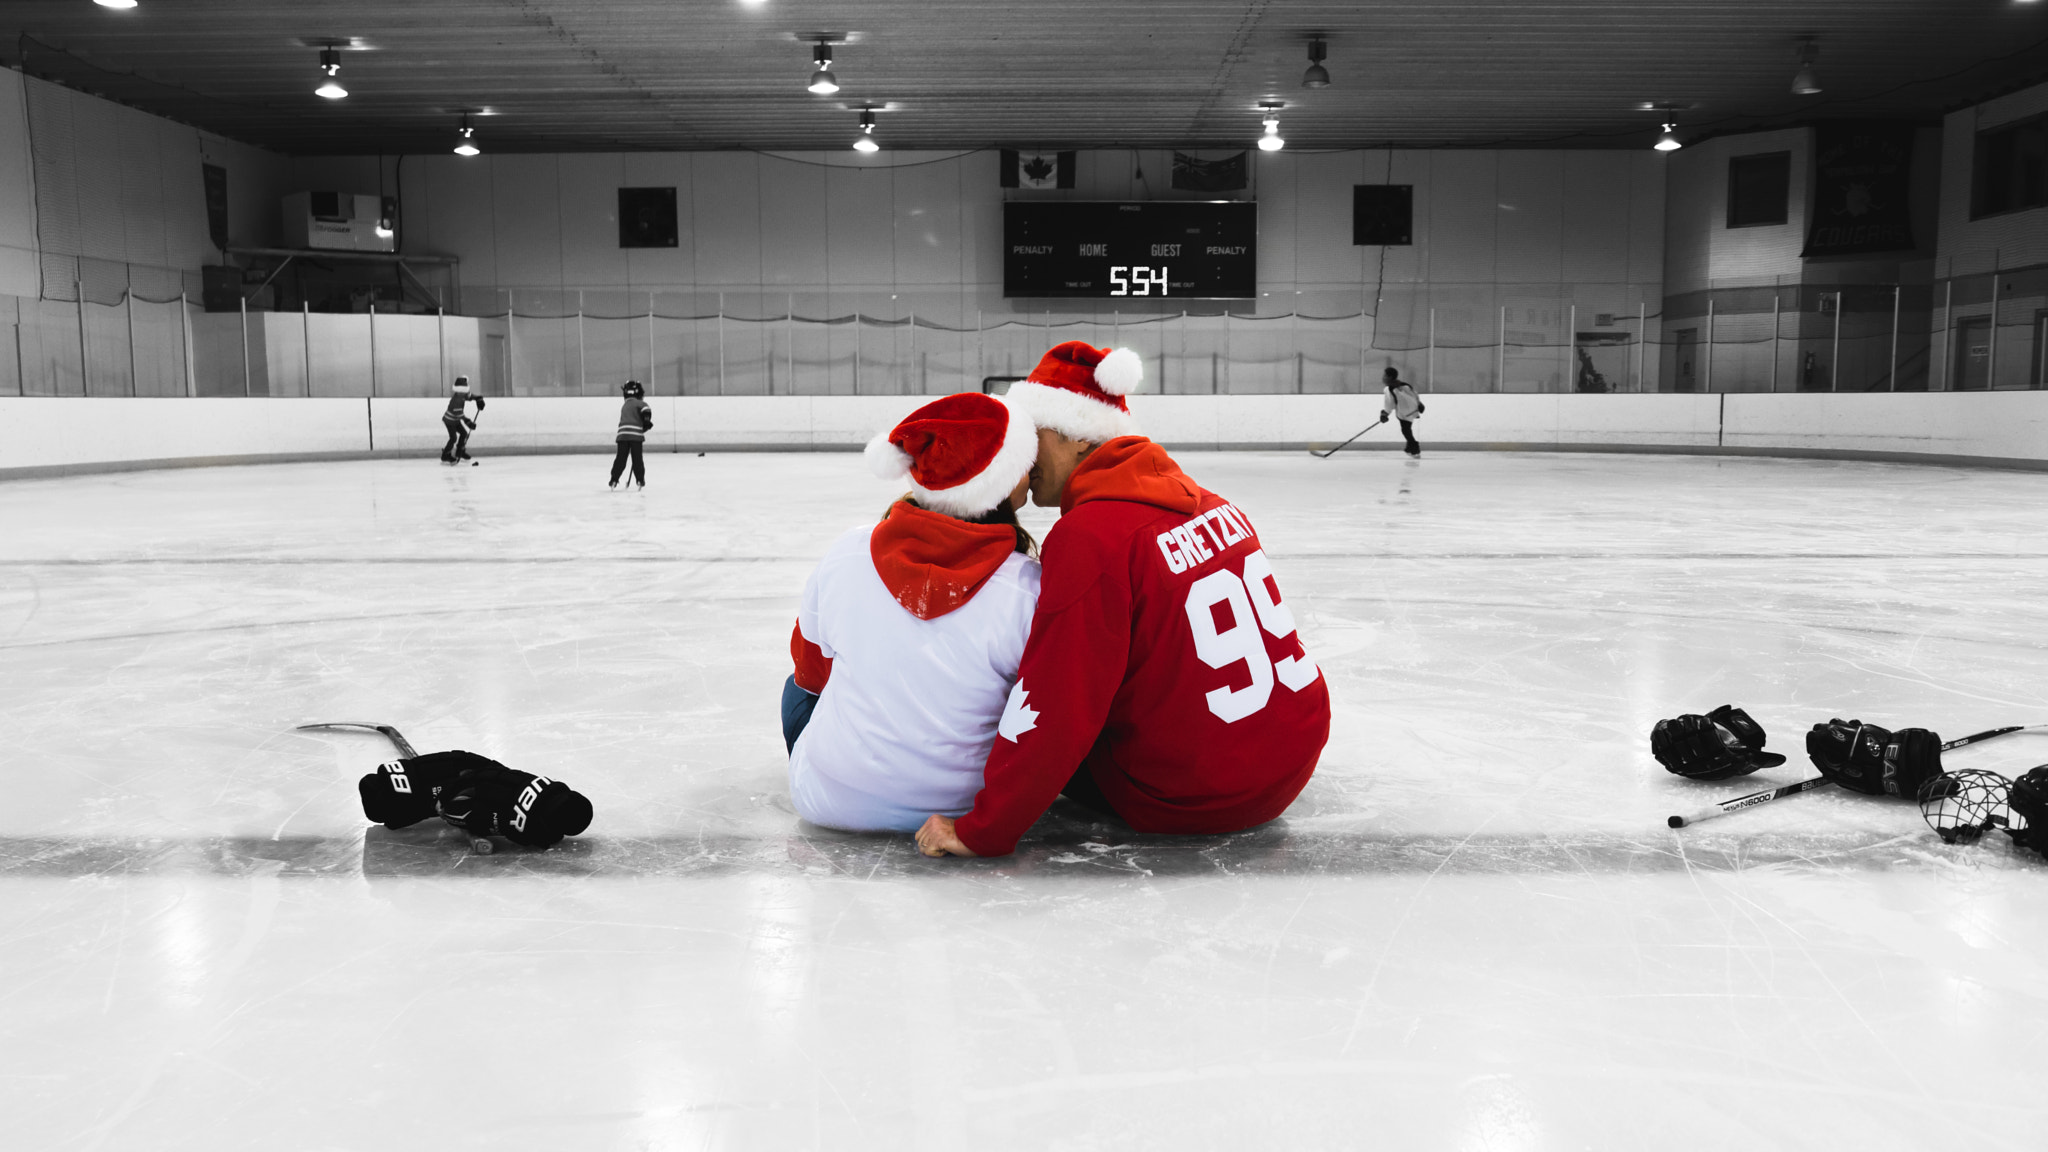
[
  {"x1": 1310, "y1": 421, "x2": 1387, "y2": 458},
  {"x1": 1667, "y1": 776, "x2": 1833, "y2": 829}
]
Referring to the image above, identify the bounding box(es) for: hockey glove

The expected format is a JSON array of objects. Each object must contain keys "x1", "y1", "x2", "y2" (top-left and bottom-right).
[
  {"x1": 1651, "y1": 705, "x2": 1786, "y2": 781},
  {"x1": 461, "y1": 416, "x2": 477, "y2": 431},
  {"x1": 1804, "y1": 719, "x2": 1943, "y2": 798},
  {"x1": 359, "y1": 751, "x2": 481, "y2": 828},
  {"x1": 434, "y1": 755, "x2": 594, "y2": 848}
]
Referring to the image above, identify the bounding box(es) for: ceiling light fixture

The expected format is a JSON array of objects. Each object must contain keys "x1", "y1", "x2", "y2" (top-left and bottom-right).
[
  {"x1": 1257, "y1": 102, "x2": 1285, "y2": 151},
  {"x1": 808, "y1": 41, "x2": 839, "y2": 94},
  {"x1": 1302, "y1": 39, "x2": 1330, "y2": 89},
  {"x1": 94, "y1": 0, "x2": 139, "y2": 9},
  {"x1": 1654, "y1": 122, "x2": 1683, "y2": 152},
  {"x1": 453, "y1": 113, "x2": 480, "y2": 157},
  {"x1": 853, "y1": 109, "x2": 879, "y2": 153},
  {"x1": 314, "y1": 48, "x2": 347, "y2": 100},
  {"x1": 1790, "y1": 37, "x2": 1822, "y2": 96}
]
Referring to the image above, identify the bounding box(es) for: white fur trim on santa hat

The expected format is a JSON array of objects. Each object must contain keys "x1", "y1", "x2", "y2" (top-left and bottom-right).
[
  {"x1": 865, "y1": 432, "x2": 914, "y2": 481},
  {"x1": 908, "y1": 396, "x2": 1038, "y2": 518},
  {"x1": 1005, "y1": 379, "x2": 1142, "y2": 444},
  {"x1": 1093, "y1": 347, "x2": 1143, "y2": 396}
]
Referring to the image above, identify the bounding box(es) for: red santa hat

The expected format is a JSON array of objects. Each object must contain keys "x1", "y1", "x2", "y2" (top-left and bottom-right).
[
  {"x1": 1006, "y1": 341, "x2": 1143, "y2": 443},
  {"x1": 864, "y1": 392, "x2": 1037, "y2": 518}
]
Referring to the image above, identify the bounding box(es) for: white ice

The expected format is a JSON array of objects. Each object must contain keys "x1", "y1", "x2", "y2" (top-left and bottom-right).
[{"x1": 4, "y1": 449, "x2": 2048, "y2": 1150}]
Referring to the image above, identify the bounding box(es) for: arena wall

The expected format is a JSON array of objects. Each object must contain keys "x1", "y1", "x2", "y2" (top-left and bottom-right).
[{"x1": 4, "y1": 392, "x2": 2047, "y2": 478}]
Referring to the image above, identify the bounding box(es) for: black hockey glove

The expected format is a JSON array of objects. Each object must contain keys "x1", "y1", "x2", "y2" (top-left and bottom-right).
[
  {"x1": 359, "y1": 754, "x2": 475, "y2": 828},
  {"x1": 434, "y1": 755, "x2": 594, "y2": 848},
  {"x1": 1804, "y1": 719, "x2": 1943, "y2": 798},
  {"x1": 461, "y1": 416, "x2": 477, "y2": 431},
  {"x1": 2006, "y1": 766, "x2": 2048, "y2": 857},
  {"x1": 472, "y1": 396, "x2": 486, "y2": 412},
  {"x1": 1651, "y1": 705, "x2": 1786, "y2": 781}
]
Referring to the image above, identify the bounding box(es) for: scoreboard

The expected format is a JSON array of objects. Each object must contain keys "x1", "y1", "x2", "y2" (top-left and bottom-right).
[{"x1": 1003, "y1": 201, "x2": 1257, "y2": 299}]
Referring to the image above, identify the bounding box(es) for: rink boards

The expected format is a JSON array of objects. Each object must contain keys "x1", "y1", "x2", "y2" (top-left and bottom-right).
[{"x1": 3, "y1": 390, "x2": 2048, "y2": 478}]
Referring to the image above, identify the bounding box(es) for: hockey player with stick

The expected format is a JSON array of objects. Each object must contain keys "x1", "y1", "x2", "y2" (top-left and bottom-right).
[
  {"x1": 610, "y1": 380, "x2": 653, "y2": 489},
  {"x1": 914, "y1": 341, "x2": 1330, "y2": 858},
  {"x1": 358, "y1": 749, "x2": 594, "y2": 849},
  {"x1": 784, "y1": 392, "x2": 1041, "y2": 831},
  {"x1": 1378, "y1": 367, "x2": 1424, "y2": 457},
  {"x1": 441, "y1": 376, "x2": 486, "y2": 465}
]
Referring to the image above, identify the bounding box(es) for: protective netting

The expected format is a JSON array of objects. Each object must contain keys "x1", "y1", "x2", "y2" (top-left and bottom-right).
[{"x1": 3, "y1": 268, "x2": 2041, "y2": 399}]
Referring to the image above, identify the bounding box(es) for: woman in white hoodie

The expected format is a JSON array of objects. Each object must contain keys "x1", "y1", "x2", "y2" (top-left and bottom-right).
[{"x1": 781, "y1": 392, "x2": 1042, "y2": 832}]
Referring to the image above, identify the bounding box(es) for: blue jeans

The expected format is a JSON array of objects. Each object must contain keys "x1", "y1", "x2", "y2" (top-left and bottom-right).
[{"x1": 781, "y1": 675, "x2": 819, "y2": 753}]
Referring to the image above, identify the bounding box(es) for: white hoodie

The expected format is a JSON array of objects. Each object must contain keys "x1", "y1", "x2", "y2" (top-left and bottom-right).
[{"x1": 787, "y1": 505, "x2": 1041, "y2": 831}]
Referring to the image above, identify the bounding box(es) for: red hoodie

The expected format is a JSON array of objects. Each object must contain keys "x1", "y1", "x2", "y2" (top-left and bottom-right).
[{"x1": 952, "y1": 438, "x2": 1331, "y2": 857}]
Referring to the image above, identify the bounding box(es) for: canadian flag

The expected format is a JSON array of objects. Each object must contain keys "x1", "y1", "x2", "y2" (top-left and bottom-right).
[{"x1": 1000, "y1": 149, "x2": 1074, "y2": 190}]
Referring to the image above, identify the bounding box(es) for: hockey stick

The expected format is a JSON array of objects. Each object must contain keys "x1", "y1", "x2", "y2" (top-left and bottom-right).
[
  {"x1": 1667, "y1": 776, "x2": 1832, "y2": 828},
  {"x1": 296, "y1": 722, "x2": 494, "y2": 854},
  {"x1": 1666, "y1": 722, "x2": 2047, "y2": 829},
  {"x1": 1309, "y1": 419, "x2": 1389, "y2": 458}
]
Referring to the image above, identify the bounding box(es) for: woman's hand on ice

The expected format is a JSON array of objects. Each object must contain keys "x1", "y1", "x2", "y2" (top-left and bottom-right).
[{"x1": 915, "y1": 815, "x2": 976, "y2": 858}]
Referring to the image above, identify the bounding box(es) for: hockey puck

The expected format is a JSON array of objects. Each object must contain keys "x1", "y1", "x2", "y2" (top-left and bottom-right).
[{"x1": 1666, "y1": 815, "x2": 1685, "y2": 829}]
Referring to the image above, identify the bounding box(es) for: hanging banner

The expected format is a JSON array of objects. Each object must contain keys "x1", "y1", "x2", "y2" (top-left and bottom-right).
[
  {"x1": 1802, "y1": 122, "x2": 1916, "y2": 257},
  {"x1": 1171, "y1": 151, "x2": 1248, "y2": 192}
]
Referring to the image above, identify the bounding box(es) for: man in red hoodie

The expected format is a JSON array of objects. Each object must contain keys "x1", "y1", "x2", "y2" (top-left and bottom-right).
[{"x1": 915, "y1": 342, "x2": 1332, "y2": 858}]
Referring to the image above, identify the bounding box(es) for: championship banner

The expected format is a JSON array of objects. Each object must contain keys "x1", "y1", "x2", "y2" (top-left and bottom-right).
[
  {"x1": 1000, "y1": 149, "x2": 1075, "y2": 189},
  {"x1": 1802, "y1": 122, "x2": 1916, "y2": 257},
  {"x1": 1171, "y1": 151, "x2": 1248, "y2": 192}
]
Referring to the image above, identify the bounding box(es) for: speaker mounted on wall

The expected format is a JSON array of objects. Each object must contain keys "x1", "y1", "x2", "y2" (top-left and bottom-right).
[
  {"x1": 618, "y1": 187, "x2": 679, "y2": 248},
  {"x1": 1353, "y1": 184, "x2": 1413, "y2": 246}
]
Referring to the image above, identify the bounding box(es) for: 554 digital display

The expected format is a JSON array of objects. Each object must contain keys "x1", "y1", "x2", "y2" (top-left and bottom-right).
[{"x1": 1003, "y1": 201, "x2": 1257, "y2": 299}]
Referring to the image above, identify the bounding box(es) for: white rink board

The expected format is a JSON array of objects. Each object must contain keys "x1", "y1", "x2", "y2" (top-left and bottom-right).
[
  {"x1": 0, "y1": 397, "x2": 370, "y2": 470},
  {"x1": 5, "y1": 392, "x2": 2048, "y2": 476}
]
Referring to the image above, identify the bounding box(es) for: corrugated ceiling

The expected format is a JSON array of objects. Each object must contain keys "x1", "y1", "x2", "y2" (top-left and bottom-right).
[{"x1": 4, "y1": 1, "x2": 2046, "y2": 155}]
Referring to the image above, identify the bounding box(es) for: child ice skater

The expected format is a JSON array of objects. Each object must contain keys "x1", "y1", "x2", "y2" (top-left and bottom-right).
[
  {"x1": 1378, "y1": 366, "x2": 1424, "y2": 456},
  {"x1": 441, "y1": 376, "x2": 485, "y2": 465},
  {"x1": 782, "y1": 392, "x2": 1041, "y2": 832},
  {"x1": 610, "y1": 380, "x2": 652, "y2": 488}
]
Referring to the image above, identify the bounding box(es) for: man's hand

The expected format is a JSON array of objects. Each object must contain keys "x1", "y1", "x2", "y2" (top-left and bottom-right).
[
  {"x1": 915, "y1": 814, "x2": 977, "y2": 858},
  {"x1": 1378, "y1": 411, "x2": 1389, "y2": 423}
]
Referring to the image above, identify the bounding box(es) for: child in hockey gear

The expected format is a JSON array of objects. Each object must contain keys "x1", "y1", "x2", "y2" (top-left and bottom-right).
[
  {"x1": 1804, "y1": 719, "x2": 1944, "y2": 799},
  {"x1": 610, "y1": 380, "x2": 653, "y2": 488},
  {"x1": 441, "y1": 377, "x2": 486, "y2": 464},
  {"x1": 916, "y1": 342, "x2": 1330, "y2": 859},
  {"x1": 785, "y1": 391, "x2": 1041, "y2": 832},
  {"x1": 1379, "y1": 367, "x2": 1424, "y2": 456},
  {"x1": 1650, "y1": 705, "x2": 1787, "y2": 780},
  {"x1": 358, "y1": 750, "x2": 593, "y2": 849}
]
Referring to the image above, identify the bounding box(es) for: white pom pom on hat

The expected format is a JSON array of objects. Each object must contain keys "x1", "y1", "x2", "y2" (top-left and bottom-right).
[
  {"x1": 865, "y1": 433, "x2": 913, "y2": 481},
  {"x1": 1093, "y1": 347, "x2": 1143, "y2": 396}
]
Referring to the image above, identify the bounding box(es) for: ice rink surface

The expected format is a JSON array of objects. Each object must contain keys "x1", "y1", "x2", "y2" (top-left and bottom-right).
[{"x1": 4, "y1": 447, "x2": 2048, "y2": 1151}]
